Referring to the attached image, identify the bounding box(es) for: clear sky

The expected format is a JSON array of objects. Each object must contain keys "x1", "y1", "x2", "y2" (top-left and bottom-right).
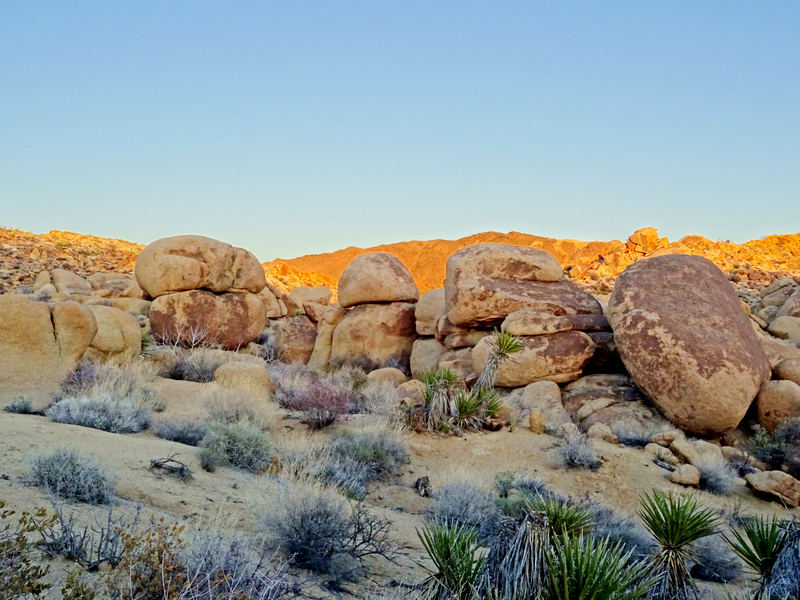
[{"x1": 2, "y1": 2, "x2": 798, "y2": 262}]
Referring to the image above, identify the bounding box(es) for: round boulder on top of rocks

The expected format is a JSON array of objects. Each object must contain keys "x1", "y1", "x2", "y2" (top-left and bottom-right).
[
  {"x1": 471, "y1": 330, "x2": 596, "y2": 387},
  {"x1": 608, "y1": 255, "x2": 772, "y2": 436},
  {"x1": 0, "y1": 296, "x2": 97, "y2": 407},
  {"x1": 756, "y1": 380, "x2": 800, "y2": 432},
  {"x1": 337, "y1": 253, "x2": 419, "y2": 308},
  {"x1": 445, "y1": 243, "x2": 602, "y2": 328},
  {"x1": 84, "y1": 305, "x2": 142, "y2": 364},
  {"x1": 415, "y1": 289, "x2": 445, "y2": 336},
  {"x1": 330, "y1": 302, "x2": 416, "y2": 368},
  {"x1": 135, "y1": 235, "x2": 266, "y2": 299},
  {"x1": 150, "y1": 290, "x2": 266, "y2": 350}
]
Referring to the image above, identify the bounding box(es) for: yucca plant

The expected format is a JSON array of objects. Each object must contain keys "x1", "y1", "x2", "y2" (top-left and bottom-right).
[
  {"x1": 473, "y1": 330, "x2": 522, "y2": 393},
  {"x1": 724, "y1": 515, "x2": 789, "y2": 592},
  {"x1": 483, "y1": 390, "x2": 504, "y2": 419},
  {"x1": 545, "y1": 533, "x2": 655, "y2": 600},
  {"x1": 452, "y1": 391, "x2": 486, "y2": 430},
  {"x1": 638, "y1": 490, "x2": 720, "y2": 600},
  {"x1": 483, "y1": 511, "x2": 550, "y2": 600},
  {"x1": 526, "y1": 494, "x2": 594, "y2": 539},
  {"x1": 418, "y1": 521, "x2": 486, "y2": 600},
  {"x1": 422, "y1": 368, "x2": 460, "y2": 432}
]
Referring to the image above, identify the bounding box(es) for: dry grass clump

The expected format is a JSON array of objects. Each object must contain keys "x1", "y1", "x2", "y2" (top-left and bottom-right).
[
  {"x1": 154, "y1": 420, "x2": 208, "y2": 447},
  {"x1": 30, "y1": 449, "x2": 116, "y2": 505},
  {"x1": 695, "y1": 457, "x2": 737, "y2": 495},
  {"x1": 558, "y1": 431, "x2": 602, "y2": 470},
  {"x1": 198, "y1": 422, "x2": 273, "y2": 474},
  {"x1": 427, "y1": 480, "x2": 500, "y2": 542},
  {"x1": 3, "y1": 396, "x2": 33, "y2": 414},
  {"x1": 203, "y1": 387, "x2": 279, "y2": 432},
  {"x1": 46, "y1": 395, "x2": 152, "y2": 433}
]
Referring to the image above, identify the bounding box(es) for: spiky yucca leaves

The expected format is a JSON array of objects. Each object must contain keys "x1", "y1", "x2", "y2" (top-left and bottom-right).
[
  {"x1": 418, "y1": 521, "x2": 486, "y2": 600},
  {"x1": 473, "y1": 331, "x2": 522, "y2": 393},
  {"x1": 545, "y1": 533, "x2": 655, "y2": 600},
  {"x1": 483, "y1": 511, "x2": 550, "y2": 600},
  {"x1": 422, "y1": 368, "x2": 460, "y2": 432},
  {"x1": 452, "y1": 392, "x2": 485, "y2": 430},
  {"x1": 638, "y1": 490, "x2": 720, "y2": 600},
  {"x1": 525, "y1": 495, "x2": 594, "y2": 539},
  {"x1": 483, "y1": 390, "x2": 503, "y2": 419},
  {"x1": 724, "y1": 515, "x2": 789, "y2": 591}
]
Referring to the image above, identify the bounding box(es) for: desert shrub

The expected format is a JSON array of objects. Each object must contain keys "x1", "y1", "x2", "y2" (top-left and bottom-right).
[
  {"x1": 39, "y1": 504, "x2": 140, "y2": 569},
  {"x1": 30, "y1": 449, "x2": 115, "y2": 505},
  {"x1": 764, "y1": 527, "x2": 800, "y2": 600},
  {"x1": 427, "y1": 480, "x2": 500, "y2": 542},
  {"x1": 0, "y1": 501, "x2": 54, "y2": 600},
  {"x1": 495, "y1": 475, "x2": 561, "y2": 517},
  {"x1": 590, "y1": 506, "x2": 654, "y2": 564},
  {"x1": 199, "y1": 422, "x2": 272, "y2": 473},
  {"x1": 639, "y1": 489, "x2": 720, "y2": 600},
  {"x1": 159, "y1": 348, "x2": 229, "y2": 383},
  {"x1": 612, "y1": 425, "x2": 654, "y2": 448},
  {"x1": 747, "y1": 417, "x2": 800, "y2": 471},
  {"x1": 264, "y1": 487, "x2": 396, "y2": 577},
  {"x1": 690, "y1": 536, "x2": 742, "y2": 583},
  {"x1": 269, "y1": 363, "x2": 320, "y2": 407},
  {"x1": 55, "y1": 361, "x2": 162, "y2": 410},
  {"x1": 558, "y1": 431, "x2": 602, "y2": 470},
  {"x1": 203, "y1": 388, "x2": 274, "y2": 431},
  {"x1": 418, "y1": 520, "x2": 485, "y2": 600},
  {"x1": 46, "y1": 394, "x2": 151, "y2": 433},
  {"x1": 724, "y1": 514, "x2": 791, "y2": 592},
  {"x1": 525, "y1": 495, "x2": 593, "y2": 538},
  {"x1": 282, "y1": 380, "x2": 354, "y2": 430},
  {"x1": 422, "y1": 368, "x2": 461, "y2": 432},
  {"x1": 356, "y1": 380, "x2": 402, "y2": 417},
  {"x1": 3, "y1": 397, "x2": 33, "y2": 414},
  {"x1": 544, "y1": 533, "x2": 654, "y2": 600},
  {"x1": 155, "y1": 420, "x2": 208, "y2": 446},
  {"x1": 695, "y1": 457, "x2": 737, "y2": 495},
  {"x1": 509, "y1": 475, "x2": 557, "y2": 499},
  {"x1": 327, "y1": 430, "x2": 408, "y2": 480}
]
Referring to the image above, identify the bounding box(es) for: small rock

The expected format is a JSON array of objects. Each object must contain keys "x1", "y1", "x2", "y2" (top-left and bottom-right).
[
  {"x1": 746, "y1": 471, "x2": 800, "y2": 507},
  {"x1": 587, "y1": 423, "x2": 618, "y2": 444},
  {"x1": 529, "y1": 410, "x2": 547, "y2": 434},
  {"x1": 671, "y1": 464, "x2": 701, "y2": 486}
]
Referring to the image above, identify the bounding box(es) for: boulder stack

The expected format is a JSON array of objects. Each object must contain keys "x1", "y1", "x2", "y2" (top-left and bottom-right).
[{"x1": 136, "y1": 235, "x2": 269, "y2": 350}]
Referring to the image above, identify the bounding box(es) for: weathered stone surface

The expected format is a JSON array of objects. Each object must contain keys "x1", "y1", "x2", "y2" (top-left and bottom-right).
[
  {"x1": 150, "y1": 290, "x2": 266, "y2": 350},
  {"x1": 444, "y1": 331, "x2": 490, "y2": 349},
  {"x1": 0, "y1": 296, "x2": 97, "y2": 407},
  {"x1": 671, "y1": 465, "x2": 701, "y2": 486},
  {"x1": 330, "y1": 302, "x2": 416, "y2": 367},
  {"x1": 528, "y1": 410, "x2": 547, "y2": 434},
  {"x1": 135, "y1": 235, "x2": 265, "y2": 298},
  {"x1": 290, "y1": 286, "x2": 332, "y2": 307},
  {"x1": 307, "y1": 307, "x2": 346, "y2": 370},
  {"x1": 397, "y1": 379, "x2": 426, "y2": 407},
  {"x1": 416, "y1": 289, "x2": 445, "y2": 336},
  {"x1": 367, "y1": 367, "x2": 408, "y2": 386},
  {"x1": 774, "y1": 359, "x2": 800, "y2": 386},
  {"x1": 435, "y1": 315, "x2": 469, "y2": 341},
  {"x1": 587, "y1": 423, "x2": 618, "y2": 443},
  {"x1": 410, "y1": 337, "x2": 448, "y2": 379},
  {"x1": 645, "y1": 443, "x2": 681, "y2": 466},
  {"x1": 445, "y1": 243, "x2": 601, "y2": 327},
  {"x1": 776, "y1": 287, "x2": 800, "y2": 319},
  {"x1": 519, "y1": 380, "x2": 571, "y2": 426},
  {"x1": 561, "y1": 383, "x2": 644, "y2": 414},
  {"x1": 337, "y1": 253, "x2": 419, "y2": 308},
  {"x1": 746, "y1": 471, "x2": 800, "y2": 507},
  {"x1": 52, "y1": 268, "x2": 93, "y2": 296},
  {"x1": 275, "y1": 317, "x2": 318, "y2": 364},
  {"x1": 670, "y1": 439, "x2": 701, "y2": 465},
  {"x1": 438, "y1": 347, "x2": 475, "y2": 382},
  {"x1": 608, "y1": 255, "x2": 772, "y2": 436},
  {"x1": 303, "y1": 302, "x2": 328, "y2": 323},
  {"x1": 109, "y1": 297, "x2": 151, "y2": 317},
  {"x1": 257, "y1": 287, "x2": 283, "y2": 319},
  {"x1": 754, "y1": 322, "x2": 800, "y2": 367},
  {"x1": 768, "y1": 316, "x2": 800, "y2": 344},
  {"x1": 582, "y1": 332, "x2": 627, "y2": 374},
  {"x1": 757, "y1": 380, "x2": 800, "y2": 432},
  {"x1": 501, "y1": 309, "x2": 573, "y2": 336},
  {"x1": 472, "y1": 331, "x2": 596, "y2": 388},
  {"x1": 84, "y1": 305, "x2": 142, "y2": 364},
  {"x1": 564, "y1": 374, "x2": 632, "y2": 392},
  {"x1": 214, "y1": 362, "x2": 274, "y2": 396}
]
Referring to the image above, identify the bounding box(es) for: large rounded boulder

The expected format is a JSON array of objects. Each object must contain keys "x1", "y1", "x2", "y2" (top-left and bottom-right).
[
  {"x1": 337, "y1": 253, "x2": 419, "y2": 308},
  {"x1": 445, "y1": 243, "x2": 601, "y2": 327},
  {"x1": 150, "y1": 290, "x2": 266, "y2": 350},
  {"x1": 85, "y1": 305, "x2": 142, "y2": 364},
  {"x1": 330, "y1": 302, "x2": 416, "y2": 366},
  {"x1": 135, "y1": 235, "x2": 266, "y2": 298},
  {"x1": 608, "y1": 255, "x2": 771, "y2": 436}
]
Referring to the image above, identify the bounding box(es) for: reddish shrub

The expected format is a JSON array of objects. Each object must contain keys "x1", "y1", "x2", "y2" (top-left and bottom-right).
[{"x1": 284, "y1": 381, "x2": 354, "y2": 430}]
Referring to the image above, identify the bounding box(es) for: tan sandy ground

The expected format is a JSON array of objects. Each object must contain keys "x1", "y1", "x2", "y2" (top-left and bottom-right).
[{"x1": 0, "y1": 378, "x2": 797, "y2": 598}]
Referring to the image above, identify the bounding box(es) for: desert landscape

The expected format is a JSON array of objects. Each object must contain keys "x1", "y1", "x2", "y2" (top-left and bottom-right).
[{"x1": 2, "y1": 226, "x2": 800, "y2": 600}]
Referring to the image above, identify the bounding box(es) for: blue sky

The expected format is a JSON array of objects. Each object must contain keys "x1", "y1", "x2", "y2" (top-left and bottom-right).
[{"x1": 1, "y1": 2, "x2": 798, "y2": 261}]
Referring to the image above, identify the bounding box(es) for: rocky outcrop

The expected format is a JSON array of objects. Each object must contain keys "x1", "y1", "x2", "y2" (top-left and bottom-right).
[
  {"x1": 330, "y1": 302, "x2": 416, "y2": 366},
  {"x1": 337, "y1": 253, "x2": 419, "y2": 308},
  {"x1": 410, "y1": 337, "x2": 448, "y2": 379},
  {"x1": 135, "y1": 235, "x2": 266, "y2": 298},
  {"x1": 307, "y1": 307, "x2": 346, "y2": 370},
  {"x1": 0, "y1": 296, "x2": 97, "y2": 406},
  {"x1": 150, "y1": 290, "x2": 266, "y2": 350},
  {"x1": 415, "y1": 289, "x2": 445, "y2": 336},
  {"x1": 445, "y1": 243, "x2": 601, "y2": 328},
  {"x1": 84, "y1": 305, "x2": 142, "y2": 364},
  {"x1": 608, "y1": 255, "x2": 772, "y2": 436}
]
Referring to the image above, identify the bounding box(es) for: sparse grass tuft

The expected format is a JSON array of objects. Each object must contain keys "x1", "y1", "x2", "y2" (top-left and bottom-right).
[
  {"x1": 558, "y1": 431, "x2": 602, "y2": 470},
  {"x1": 3, "y1": 396, "x2": 33, "y2": 414},
  {"x1": 695, "y1": 457, "x2": 737, "y2": 495},
  {"x1": 427, "y1": 480, "x2": 500, "y2": 542},
  {"x1": 747, "y1": 417, "x2": 800, "y2": 476},
  {"x1": 612, "y1": 425, "x2": 654, "y2": 448},
  {"x1": 154, "y1": 420, "x2": 208, "y2": 446},
  {"x1": 46, "y1": 394, "x2": 151, "y2": 433},
  {"x1": 30, "y1": 449, "x2": 115, "y2": 505},
  {"x1": 199, "y1": 422, "x2": 272, "y2": 473}
]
